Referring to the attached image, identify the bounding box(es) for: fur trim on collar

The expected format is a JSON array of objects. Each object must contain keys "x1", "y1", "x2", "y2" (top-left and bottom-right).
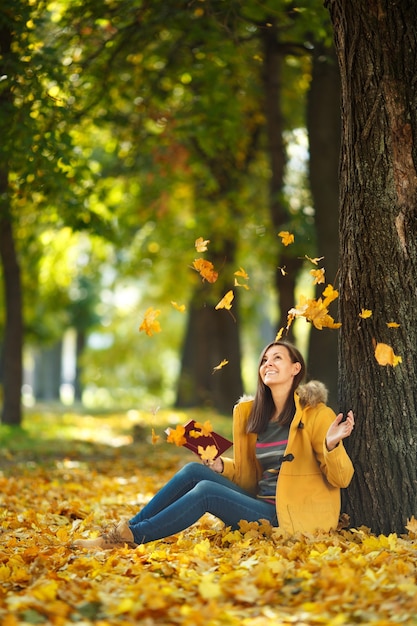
[{"x1": 297, "y1": 380, "x2": 328, "y2": 408}]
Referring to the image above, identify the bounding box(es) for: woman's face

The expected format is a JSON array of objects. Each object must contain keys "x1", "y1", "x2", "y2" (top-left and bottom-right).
[{"x1": 259, "y1": 345, "x2": 301, "y2": 389}]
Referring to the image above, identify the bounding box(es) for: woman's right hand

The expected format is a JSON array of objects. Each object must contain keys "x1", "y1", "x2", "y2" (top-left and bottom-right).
[{"x1": 203, "y1": 456, "x2": 224, "y2": 473}]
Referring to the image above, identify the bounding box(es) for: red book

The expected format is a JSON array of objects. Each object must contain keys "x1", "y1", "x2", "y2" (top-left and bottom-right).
[{"x1": 165, "y1": 420, "x2": 233, "y2": 460}]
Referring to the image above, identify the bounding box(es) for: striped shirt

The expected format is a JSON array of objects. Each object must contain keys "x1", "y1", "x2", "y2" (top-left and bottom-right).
[{"x1": 256, "y1": 421, "x2": 290, "y2": 504}]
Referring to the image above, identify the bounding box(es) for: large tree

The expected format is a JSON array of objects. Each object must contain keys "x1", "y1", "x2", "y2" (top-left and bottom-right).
[{"x1": 326, "y1": 0, "x2": 417, "y2": 534}]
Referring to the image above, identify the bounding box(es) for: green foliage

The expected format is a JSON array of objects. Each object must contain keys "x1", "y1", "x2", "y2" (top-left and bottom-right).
[{"x1": 1, "y1": 0, "x2": 329, "y2": 406}]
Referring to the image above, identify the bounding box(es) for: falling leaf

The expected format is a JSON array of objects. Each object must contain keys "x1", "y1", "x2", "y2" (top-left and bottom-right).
[
  {"x1": 171, "y1": 301, "x2": 186, "y2": 312},
  {"x1": 166, "y1": 424, "x2": 187, "y2": 447},
  {"x1": 278, "y1": 231, "x2": 294, "y2": 246},
  {"x1": 215, "y1": 290, "x2": 234, "y2": 310},
  {"x1": 275, "y1": 327, "x2": 284, "y2": 341},
  {"x1": 234, "y1": 278, "x2": 250, "y2": 290},
  {"x1": 234, "y1": 267, "x2": 249, "y2": 280},
  {"x1": 212, "y1": 359, "x2": 229, "y2": 373},
  {"x1": 387, "y1": 322, "x2": 400, "y2": 328},
  {"x1": 192, "y1": 258, "x2": 218, "y2": 283},
  {"x1": 195, "y1": 237, "x2": 210, "y2": 252},
  {"x1": 278, "y1": 266, "x2": 287, "y2": 276},
  {"x1": 151, "y1": 429, "x2": 160, "y2": 445},
  {"x1": 139, "y1": 307, "x2": 161, "y2": 336},
  {"x1": 305, "y1": 255, "x2": 325, "y2": 265},
  {"x1": 359, "y1": 309, "x2": 373, "y2": 319},
  {"x1": 287, "y1": 285, "x2": 341, "y2": 331},
  {"x1": 310, "y1": 268, "x2": 325, "y2": 285},
  {"x1": 374, "y1": 342, "x2": 402, "y2": 367},
  {"x1": 198, "y1": 445, "x2": 218, "y2": 463}
]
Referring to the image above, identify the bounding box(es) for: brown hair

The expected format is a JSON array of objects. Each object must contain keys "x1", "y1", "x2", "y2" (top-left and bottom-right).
[{"x1": 246, "y1": 340, "x2": 305, "y2": 434}]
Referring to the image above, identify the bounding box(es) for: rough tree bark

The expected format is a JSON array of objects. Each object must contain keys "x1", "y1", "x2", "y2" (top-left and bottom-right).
[{"x1": 326, "y1": 0, "x2": 417, "y2": 534}]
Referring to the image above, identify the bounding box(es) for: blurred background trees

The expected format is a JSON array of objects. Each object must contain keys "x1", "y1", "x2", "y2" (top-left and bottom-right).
[{"x1": 1, "y1": 0, "x2": 339, "y2": 424}]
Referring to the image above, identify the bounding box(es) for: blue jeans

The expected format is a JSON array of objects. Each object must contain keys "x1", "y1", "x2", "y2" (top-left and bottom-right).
[{"x1": 128, "y1": 462, "x2": 277, "y2": 544}]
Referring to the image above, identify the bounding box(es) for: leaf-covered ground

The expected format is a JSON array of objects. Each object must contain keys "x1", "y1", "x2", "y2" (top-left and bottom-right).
[{"x1": 1, "y1": 408, "x2": 417, "y2": 625}]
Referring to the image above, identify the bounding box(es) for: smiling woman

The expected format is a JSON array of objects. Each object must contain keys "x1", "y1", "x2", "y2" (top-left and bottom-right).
[{"x1": 72, "y1": 340, "x2": 355, "y2": 551}]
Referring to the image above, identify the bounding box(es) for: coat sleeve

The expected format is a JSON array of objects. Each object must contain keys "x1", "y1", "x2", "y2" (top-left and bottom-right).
[
  {"x1": 221, "y1": 401, "x2": 260, "y2": 495},
  {"x1": 309, "y1": 405, "x2": 354, "y2": 488}
]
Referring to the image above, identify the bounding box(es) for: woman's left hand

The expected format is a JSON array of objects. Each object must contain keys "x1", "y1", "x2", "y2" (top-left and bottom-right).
[{"x1": 325, "y1": 410, "x2": 355, "y2": 451}]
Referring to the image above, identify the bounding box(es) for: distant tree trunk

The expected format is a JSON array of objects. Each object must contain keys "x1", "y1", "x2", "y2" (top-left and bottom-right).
[
  {"x1": 0, "y1": 21, "x2": 22, "y2": 425},
  {"x1": 326, "y1": 0, "x2": 417, "y2": 534},
  {"x1": 74, "y1": 330, "x2": 86, "y2": 402},
  {"x1": 176, "y1": 239, "x2": 243, "y2": 414},
  {"x1": 306, "y1": 43, "x2": 341, "y2": 408},
  {"x1": 0, "y1": 211, "x2": 23, "y2": 425},
  {"x1": 262, "y1": 21, "x2": 303, "y2": 338},
  {"x1": 33, "y1": 342, "x2": 62, "y2": 401}
]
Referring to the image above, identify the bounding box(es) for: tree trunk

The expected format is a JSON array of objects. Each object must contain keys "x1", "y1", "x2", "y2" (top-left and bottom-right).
[
  {"x1": 0, "y1": 212, "x2": 23, "y2": 425},
  {"x1": 0, "y1": 20, "x2": 23, "y2": 425},
  {"x1": 326, "y1": 0, "x2": 417, "y2": 534},
  {"x1": 262, "y1": 21, "x2": 303, "y2": 339},
  {"x1": 175, "y1": 239, "x2": 243, "y2": 414},
  {"x1": 306, "y1": 43, "x2": 341, "y2": 408}
]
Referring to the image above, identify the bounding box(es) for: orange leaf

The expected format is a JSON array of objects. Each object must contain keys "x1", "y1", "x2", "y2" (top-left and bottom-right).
[
  {"x1": 151, "y1": 428, "x2": 161, "y2": 444},
  {"x1": 278, "y1": 231, "x2": 294, "y2": 246},
  {"x1": 215, "y1": 290, "x2": 234, "y2": 310},
  {"x1": 374, "y1": 342, "x2": 402, "y2": 367},
  {"x1": 192, "y1": 258, "x2": 218, "y2": 283},
  {"x1": 166, "y1": 425, "x2": 187, "y2": 447},
  {"x1": 387, "y1": 321, "x2": 400, "y2": 328},
  {"x1": 191, "y1": 420, "x2": 214, "y2": 437},
  {"x1": 139, "y1": 307, "x2": 161, "y2": 336},
  {"x1": 359, "y1": 309, "x2": 372, "y2": 319},
  {"x1": 195, "y1": 237, "x2": 210, "y2": 252},
  {"x1": 310, "y1": 268, "x2": 325, "y2": 285}
]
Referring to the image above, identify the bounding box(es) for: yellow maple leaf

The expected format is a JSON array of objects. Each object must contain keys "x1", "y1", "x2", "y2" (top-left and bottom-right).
[
  {"x1": 166, "y1": 425, "x2": 187, "y2": 447},
  {"x1": 305, "y1": 255, "x2": 325, "y2": 265},
  {"x1": 359, "y1": 309, "x2": 373, "y2": 319},
  {"x1": 213, "y1": 359, "x2": 229, "y2": 373},
  {"x1": 406, "y1": 516, "x2": 417, "y2": 538},
  {"x1": 171, "y1": 301, "x2": 186, "y2": 312},
  {"x1": 215, "y1": 290, "x2": 234, "y2": 310},
  {"x1": 192, "y1": 258, "x2": 218, "y2": 283},
  {"x1": 288, "y1": 288, "x2": 341, "y2": 331},
  {"x1": 387, "y1": 321, "x2": 400, "y2": 328},
  {"x1": 374, "y1": 342, "x2": 402, "y2": 367},
  {"x1": 198, "y1": 444, "x2": 218, "y2": 463},
  {"x1": 278, "y1": 231, "x2": 294, "y2": 246},
  {"x1": 195, "y1": 236, "x2": 210, "y2": 252},
  {"x1": 310, "y1": 268, "x2": 325, "y2": 285},
  {"x1": 190, "y1": 420, "x2": 214, "y2": 438},
  {"x1": 139, "y1": 307, "x2": 161, "y2": 336}
]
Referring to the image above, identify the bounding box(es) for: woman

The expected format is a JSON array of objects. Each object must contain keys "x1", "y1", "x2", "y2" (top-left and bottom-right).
[{"x1": 72, "y1": 340, "x2": 354, "y2": 550}]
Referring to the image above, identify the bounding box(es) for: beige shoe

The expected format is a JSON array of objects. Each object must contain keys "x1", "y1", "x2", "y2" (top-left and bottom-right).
[{"x1": 72, "y1": 521, "x2": 137, "y2": 550}]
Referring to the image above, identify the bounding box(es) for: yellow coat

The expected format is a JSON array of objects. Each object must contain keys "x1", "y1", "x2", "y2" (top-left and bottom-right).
[{"x1": 221, "y1": 383, "x2": 354, "y2": 534}]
